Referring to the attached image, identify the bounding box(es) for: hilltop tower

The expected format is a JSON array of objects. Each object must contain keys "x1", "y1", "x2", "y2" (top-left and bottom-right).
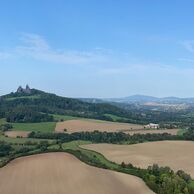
[
  {"x1": 17, "y1": 86, "x2": 23, "y2": 93},
  {"x1": 25, "y1": 84, "x2": 31, "y2": 94}
]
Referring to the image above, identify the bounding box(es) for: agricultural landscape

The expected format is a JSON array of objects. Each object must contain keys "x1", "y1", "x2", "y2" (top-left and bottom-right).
[
  {"x1": 2, "y1": 1, "x2": 194, "y2": 193},
  {"x1": 0, "y1": 86, "x2": 194, "y2": 194},
  {"x1": 0, "y1": 153, "x2": 153, "y2": 194}
]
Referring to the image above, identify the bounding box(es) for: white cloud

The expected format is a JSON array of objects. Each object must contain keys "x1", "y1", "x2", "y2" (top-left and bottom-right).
[
  {"x1": 14, "y1": 33, "x2": 109, "y2": 65},
  {"x1": 2, "y1": 33, "x2": 194, "y2": 78}
]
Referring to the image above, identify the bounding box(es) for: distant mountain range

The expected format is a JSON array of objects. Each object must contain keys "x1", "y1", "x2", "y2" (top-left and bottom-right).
[
  {"x1": 79, "y1": 94, "x2": 194, "y2": 106},
  {"x1": 80, "y1": 95, "x2": 194, "y2": 109},
  {"x1": 104, "y1": 95, "x2": 194, "y2": 104}
]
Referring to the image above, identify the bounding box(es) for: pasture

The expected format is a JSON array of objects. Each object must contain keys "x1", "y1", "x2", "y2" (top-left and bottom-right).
[
  {"x1": 11, "y1": 122, "x2": 56, "y2": 132},
  {"x1": 0, "y1": 118, "x2": 56, "y2": 132},
  {"x1": 0, "y1": 152, "x2": 153, "y2": 194},
  {"x1": 83, "y1": 141, "x2": 194, "y2": 177}
]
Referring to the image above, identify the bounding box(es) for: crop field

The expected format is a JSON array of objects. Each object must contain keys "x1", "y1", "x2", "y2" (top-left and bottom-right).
[
  {"x1": 55, "y1": 119, "x2": 144, "y2": 133},
  {"x1": 125, "y1": 129, "x2": 178, "y2": 135},
  {"x1": 83, "y1": 141, "x2": 194, "y2": 178},
  {"x1": 11, "y1": 122, "x2": 56, "y2": 132},
  {"x1": 4, "y1": 130, "x2": 31, "y2": 138},
  {"x1": 0, "y1": 152, "x2": 153, "y2": 194},
  {"x1": 0, "y1": 118, "x2": 56, "y2": 132}
]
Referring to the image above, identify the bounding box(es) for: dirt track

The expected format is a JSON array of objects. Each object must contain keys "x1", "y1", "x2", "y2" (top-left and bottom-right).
[
  {"x1": 83, "y1": 141, "x2": 194, "y2": 177},
  {"x1": 0, "y1": 152, "x2": 154, "y2": 194}
]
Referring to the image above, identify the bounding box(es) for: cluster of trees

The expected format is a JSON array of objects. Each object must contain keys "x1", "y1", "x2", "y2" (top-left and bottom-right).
[
  {"x1": 121, "y1": 162, "x2": 194, "y2": 194},
  {"x1": 0, "y1": 123, "x2": 12, "y2": 131},
  {"x1": 5, "y1": 108, "x2": 54, "y2": 123},
  {"x1": 0, "y1": 141, "x2": 12, "y2": 157},
  {"x1": 0, "y1": 89, "x2": 131, "y2": 123},
  {"x1": 145, "y1": 164, "x2": 194, "y2": 193},
  {"x1": 28, "y1": 130, "x2": 177, "y2": 143},
  {"x1": 28, "y1": 128, "x2": 194, "y2": 144}
]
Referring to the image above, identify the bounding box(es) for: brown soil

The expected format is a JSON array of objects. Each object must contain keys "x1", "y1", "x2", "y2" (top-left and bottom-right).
[
  {"x1": 55, "y1": 119, "x2": 145, "y2": 133},
  {"x1": 4, "y1": 130, "x2": 30, "y2": 138},
  {"x1": 126, "y1": 129, "x2": 178, "y2": 135},
  {"x1": 0, "y1": 152, "x2": 154, "y2": 194},
  {"x1": 83, "y1": 141, "x2": 194, "y2": 177}
]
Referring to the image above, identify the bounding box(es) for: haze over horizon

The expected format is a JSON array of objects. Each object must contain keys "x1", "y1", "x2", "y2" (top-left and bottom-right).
[{"x1": 1, "y1": 1, "x2": 194, "y2": 98}]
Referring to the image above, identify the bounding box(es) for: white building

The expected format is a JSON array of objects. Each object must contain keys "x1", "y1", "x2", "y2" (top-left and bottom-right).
[{"x1": 145, "y1": 123, "x2": 159, "y2": 129}]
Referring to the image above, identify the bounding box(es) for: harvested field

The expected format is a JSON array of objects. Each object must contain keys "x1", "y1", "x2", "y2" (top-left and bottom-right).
[
  {"x1": 55, "y1": 119, "x2": 144, "y2": 133},
  {"x1": 55, "y1": 119, "x2": 178, "y2": 135},
  {"x1": 0, "y1": 152, "x2": 153, "y2": 194},
  {"x1": 83, "y1": 141, "x2": 194, "y2": 177},
  {"x1": 125, "y1": 129, "x2": 178, "y2": 135},
  {"x1": 4, "y1": 130, "x2": 31, "y2": 138}
]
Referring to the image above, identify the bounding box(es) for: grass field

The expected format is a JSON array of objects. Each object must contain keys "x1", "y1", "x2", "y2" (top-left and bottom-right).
[
  {"x1": 52, "y1": 114, "x2": 80, "y2": 121},
  {"x1": 55, "y1": 119, "x2": 144, "y2": 133},
  {"x1": 83, "y1": 141, "x2": 194, "y2": 178},
  {"x1": 0, "y1": 152, "x2": 153, "y2": 194},
  {"x1": 177, "y1": 128, "x2": 188, "y2": 135},
  {"x1": 0, "y1": 119, "x2": 56, "y2": 132},
  {"x1": 103, "y1": 114, "x2": 129, "y2": 122},
  {"x1": 0, "y1": 118, "x2": 7, "y2": 125},
  {"x1": 11, "y1": 122, "x2": 56, "y2": 132}
]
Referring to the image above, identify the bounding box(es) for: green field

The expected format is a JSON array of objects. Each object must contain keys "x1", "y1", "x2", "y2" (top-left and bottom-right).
[
  {"x1": 52, "y1": 114, "x2": 80, "y2": 121},
  {"x1": 62, "y1": 141, "x2": 118, "y2": 169},
  {"x1": 189, "y1": 181, "x2": 194, "y2": 189},
  {"x1": 104, "y1": 114, "x2": 129, "y2": 122},
  {"x1": 177, "y1": 128, "x2": 188, "y2": 135},
  {"x1": 11, "y1": 122, "x2": 56, "y2": 132},
  {"x1": 1, "y1": 114, "x2": 87, "y2": 133},
  {"x1": 0, "y1": 118, "x2": 7, "y2": 125},
  {"x1": 0, "y1": 119, "x2": 56, "y2": 132}
]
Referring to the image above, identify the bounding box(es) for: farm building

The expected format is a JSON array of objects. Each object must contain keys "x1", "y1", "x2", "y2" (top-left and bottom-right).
[{"x1": 145, "y1": 123, "x2": 159, "y2": 129}]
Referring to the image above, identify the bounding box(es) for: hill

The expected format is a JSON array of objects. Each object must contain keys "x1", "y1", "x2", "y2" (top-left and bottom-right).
[{"x1": 0, "y1": 86, "x2": 129, "y2": 123}]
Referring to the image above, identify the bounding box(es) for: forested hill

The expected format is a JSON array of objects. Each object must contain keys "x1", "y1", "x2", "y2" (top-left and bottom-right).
[{"x1": 0, "y1": 87, "x2": 129, "y2": 123}]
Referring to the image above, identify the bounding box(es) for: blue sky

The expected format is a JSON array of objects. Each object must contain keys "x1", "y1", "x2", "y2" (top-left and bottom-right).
[{"x1": 1, "y1": 0, "x2": 194, "y2": 97}]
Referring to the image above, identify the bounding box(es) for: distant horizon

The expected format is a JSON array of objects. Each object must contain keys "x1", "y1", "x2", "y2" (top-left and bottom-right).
[
  {"x1": 1, "y1": 1, "x2": 194, "y2": 97},
  {"x1": 2, "y1": 85, "x2": 194, "y2": 99}
]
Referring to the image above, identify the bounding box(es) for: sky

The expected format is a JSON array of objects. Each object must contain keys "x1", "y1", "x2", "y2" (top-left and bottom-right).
[{"x1": 1, "y1": 0, "x2": 194, "y2": 98}]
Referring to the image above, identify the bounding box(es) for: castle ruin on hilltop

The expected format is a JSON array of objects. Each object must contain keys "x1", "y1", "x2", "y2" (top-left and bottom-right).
[{"x1": 17, "y1": 85, "x2": 32, "y2": 94}]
